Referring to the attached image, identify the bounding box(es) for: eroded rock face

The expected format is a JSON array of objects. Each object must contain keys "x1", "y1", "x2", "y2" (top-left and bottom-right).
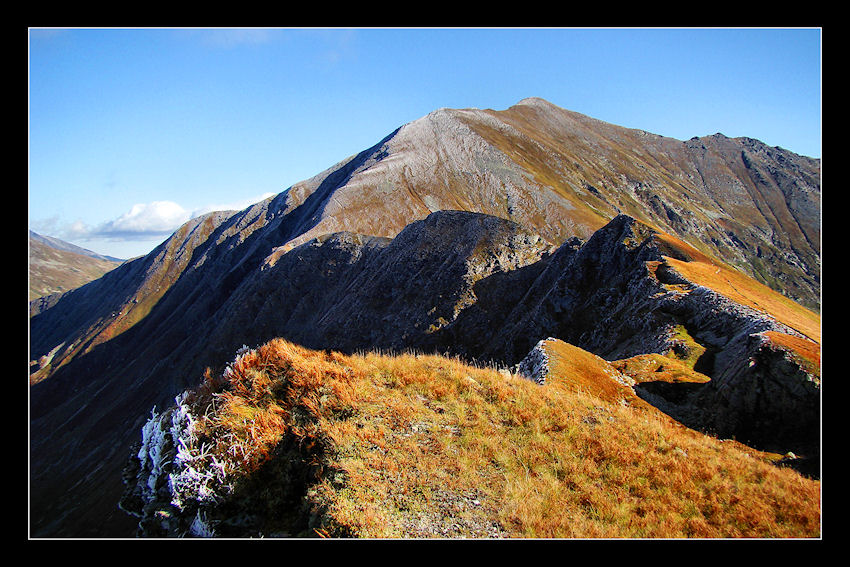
[
  {"x1": 498, "y1": 215, "x2": 819, "y2": 462},
  {"x1": 481, "y1": 215, "x2": 679, "y2": 364},
  {"x1": 690, "y1": 331, "x2": 820, "y2": 456},
  {"x1": 198, "y1": 210, "x2": 555, "y2": 363},
  {"x1": 514, "y1": 338, "x2": 554, "y2": 385}
]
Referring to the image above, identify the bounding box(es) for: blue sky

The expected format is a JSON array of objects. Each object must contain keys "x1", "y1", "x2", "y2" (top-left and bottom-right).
[{"x1": 28, "y1": 27, "x2": 821, "y2": 259}]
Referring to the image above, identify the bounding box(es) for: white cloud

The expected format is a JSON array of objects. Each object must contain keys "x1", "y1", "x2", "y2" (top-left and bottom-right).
[
  {"x1": 32, "y1": 192, "x2": 281, "y2": 259},
  {"x1": 32, "y1": 191, "x2": 278, "y2": 257},
  {"x1": 98, "y1": 201, "x2": 192, "y2": 239},
  {"x1": 33, "y1": 193, "x2": 279, "y2": 244}
]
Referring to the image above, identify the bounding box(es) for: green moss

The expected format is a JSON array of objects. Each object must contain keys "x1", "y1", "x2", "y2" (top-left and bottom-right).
[{"x1": 666, "y1": 325, "x2": 707, "y2": 369}]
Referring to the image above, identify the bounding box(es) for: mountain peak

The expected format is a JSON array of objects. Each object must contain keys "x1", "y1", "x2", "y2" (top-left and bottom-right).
[{"x1": 513, "y1": 96, "x2": 556, "y2": 108}]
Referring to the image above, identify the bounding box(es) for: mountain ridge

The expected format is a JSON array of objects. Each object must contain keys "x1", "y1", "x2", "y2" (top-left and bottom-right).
[
  {"x1": 29, "y1": 230, "x2": 125, "y2": 263},
  {"x1": 253, "y1": 98, "x2": 819, "y2": 310},
  {"x1": 116, "y1": 335, "x2": 819, "y2": 538},
  {"x1": 28, "y1": 230, "x2": 124, "y2": 303},
  {"x1": 29, "y1": 97, "x2": 820, "y2": 538}
]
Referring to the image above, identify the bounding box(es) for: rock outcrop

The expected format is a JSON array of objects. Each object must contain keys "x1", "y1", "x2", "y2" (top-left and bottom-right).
[
  {"x1": 202, "y1": 210, "x2": 553, "y2": 360},
  {"x1": 497, "y1": 215, "x2": 820, "y2": 462},
  {"x1": 515, "y1": 338, "x2": 555, "y2": 385}
]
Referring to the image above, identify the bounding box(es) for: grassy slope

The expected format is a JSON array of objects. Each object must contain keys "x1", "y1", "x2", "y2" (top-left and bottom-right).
[
  {"x1": 174, "y1": 338, "x2": 820, "y2": 538},
  {"x1": 30, "y1": 214, "x2": 228, "y2": 386},
  {"x1": 29, "y1": 239, "x2": 122, "y2": 300},
  {"x1": 651, "y1": 227, "x2": 820, "y2": 344},
  {"x1": 635, "y1": 223, "x2": 823, "y2": 396}
]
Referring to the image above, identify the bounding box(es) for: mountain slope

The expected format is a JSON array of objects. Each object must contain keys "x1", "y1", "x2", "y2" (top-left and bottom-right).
[
  {"x1": 29, "y1": 98, "x2": 820, "y2": 537},
  {"x1": 30, "y1": 213, "x2": 820, "y2": 537},
  {"x1": 267, "y1": 97, "x2": 820, "y2": 308},
  {"x1": 463, "y1": 98, "x2": 820, "y2": 309},
  {"x1": 28, "y1": 231, "x2": 123, "y2": 302}
]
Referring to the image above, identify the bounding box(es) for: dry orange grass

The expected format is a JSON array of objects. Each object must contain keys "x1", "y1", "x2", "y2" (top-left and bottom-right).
[
  {"x1": 184, "y1": 338, "x2": 821, "y2": 538},
  {"x1": 645, "y1": 225, "x2": 820, "y2": 345},
  {"x1": 611, "y1": 353, "x2": 712, "y2": 385},
  {"x1": 666, "y1": 256, "x2": 821, "y2": 344},
  {"x1": 541, "y1": 340, "x2": 649, "y2": 403}
]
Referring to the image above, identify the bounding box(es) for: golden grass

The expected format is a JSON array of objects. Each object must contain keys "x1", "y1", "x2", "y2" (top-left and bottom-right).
[
  {"x1": 763, "y1": 331, "x2": 821, "y2": 376},
  {"x1": 666, "y1": 257, "x2": 821, "y2": 344},
  {"x1": 641, "y1": 222, "x2": 821, "y2": 345},
  {"x1": 540, "y1": 339, "x2": 646, "y2": 404},
  {"x1": 652, "y1": 230, "x2": 718, "y2": 264},
  {"x1": 611, "y1": 353, "x2": 712, "y2": 386},
  {"x1": 180, "y1": 338, "x2": 820, "y2": 538}
]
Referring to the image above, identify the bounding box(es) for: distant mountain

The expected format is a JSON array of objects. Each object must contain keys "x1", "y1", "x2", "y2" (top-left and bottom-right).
[
  {"x1": 28, "y1": 231, "x2": 124, "y2": 302},
  {"x1": 29, "y1": 98, "x2": 820, "y2": 538},
  {"x1": 30, "y1": 230, "x2": 124, "y2": 263}
]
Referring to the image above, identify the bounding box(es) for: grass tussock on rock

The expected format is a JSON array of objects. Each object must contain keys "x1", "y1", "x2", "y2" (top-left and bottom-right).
[{"x1": 124, "y1": 337, "x2": 821, "y2": 539}]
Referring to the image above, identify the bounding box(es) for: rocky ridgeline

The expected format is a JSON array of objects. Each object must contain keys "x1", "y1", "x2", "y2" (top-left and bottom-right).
[
  {"x1": 686, "y1": 328, "x2": 820, "y2": 462},
  {"x1": 478, "y1": 214, "x2": 818, "y2": 462},
  {"x1": 194, "y1": 210, "x2": 554, "y2": 367},
  {"x1": 145, "y1": 212, "x2": 820, "y2": 480},
  {"x1": 31, "y1": 207, "x2": 821, "y2": 537}
]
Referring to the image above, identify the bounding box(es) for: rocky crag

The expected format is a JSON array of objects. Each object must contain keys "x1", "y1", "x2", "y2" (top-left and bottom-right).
[
  {"x1": 29, "y1": 98, "x2": 820, "y2": 537},
  {"x1": 504, "y1": 215, "x2": 820, "y2": 465}
]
